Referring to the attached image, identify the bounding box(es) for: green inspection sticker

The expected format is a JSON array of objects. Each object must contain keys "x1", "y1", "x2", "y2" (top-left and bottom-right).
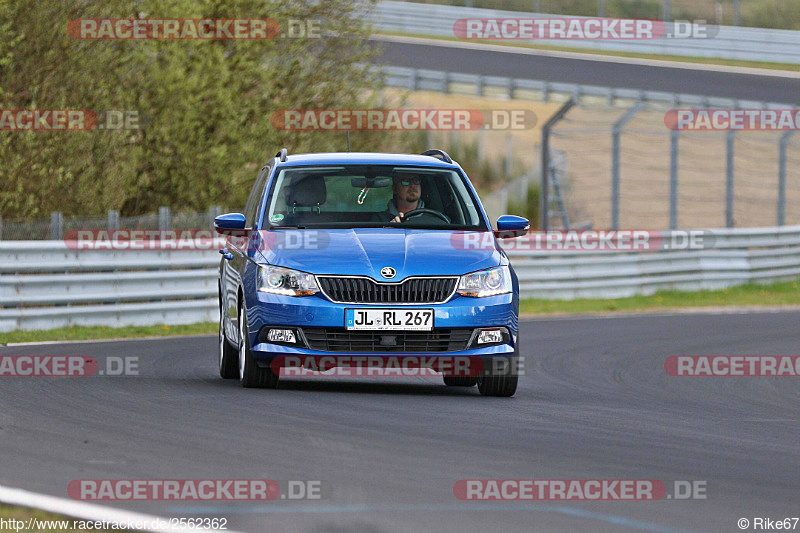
[{"x1": 270, "y1": 214, "x2": 284, "y2": 222}]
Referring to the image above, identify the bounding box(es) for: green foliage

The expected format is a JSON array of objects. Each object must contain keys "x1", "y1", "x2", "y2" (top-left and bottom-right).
[{"x1": 0, "y1": 0, "x2": 387, "y2": 217}]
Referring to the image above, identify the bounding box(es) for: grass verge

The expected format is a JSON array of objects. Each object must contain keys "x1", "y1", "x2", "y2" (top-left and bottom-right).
[
  {"x1": 377, "y1": 32, "x2": 800, "y2": 73},
  {"x1": 0, "y1": 504, "x2": 122, "y2": 532},
  {"x1": 0, "y1": 322, "x2": 216, "y2": 345},
  {"x1": 519, "y1": 279, "x2": 800, "y2": 315}
]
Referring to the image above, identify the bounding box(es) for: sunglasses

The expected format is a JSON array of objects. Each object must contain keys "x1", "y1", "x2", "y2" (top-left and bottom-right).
[{"x1": 399, "y1": 177, "x2": 421, "y2": 186}]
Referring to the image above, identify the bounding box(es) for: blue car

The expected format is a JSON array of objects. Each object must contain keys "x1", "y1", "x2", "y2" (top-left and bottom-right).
[{"x1": 216, "y1": 149, "x2": 528, "y2": 396}]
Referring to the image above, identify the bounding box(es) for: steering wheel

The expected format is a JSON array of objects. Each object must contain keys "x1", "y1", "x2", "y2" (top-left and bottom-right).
[{"x1": 401, "y1": 208, "x2": 451, "y2": 224}]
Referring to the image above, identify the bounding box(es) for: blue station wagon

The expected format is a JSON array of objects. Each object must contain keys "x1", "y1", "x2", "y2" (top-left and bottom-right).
[{"x1": 216, "y1": 149, "x2": 528, "y2": 396}]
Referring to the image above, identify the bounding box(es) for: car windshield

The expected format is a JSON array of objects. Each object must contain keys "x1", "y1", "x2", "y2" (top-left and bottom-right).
[{"x1": 264, "y1": 165, "x2": 486, "y2": 230}]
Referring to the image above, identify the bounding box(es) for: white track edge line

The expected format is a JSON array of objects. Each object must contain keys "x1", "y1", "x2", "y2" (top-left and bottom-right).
[{"x1": 0, "y1": 484, "x2": 242, "y2": 533}]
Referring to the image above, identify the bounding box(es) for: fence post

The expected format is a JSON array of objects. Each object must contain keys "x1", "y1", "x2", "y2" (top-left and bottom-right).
[
  {"x1": 733, "y1": 0, "x2": 740, "y2": 25},
  {"x1": 533, "y1": 0, "x2": 541, "y2": 12},
  {"x1": 597, "y1": 0, "x2": 605, "y2": 17},
  {"x1": 778, "y1": 131, "x2": 795, "y2": 226},
  {"x1": 540, "y1": 98, "x2": 576, "y2": 231},
  {"x1": 726, "y1": 130, "x2": 736, "y2": 228},
  {"x1": 159, "y1": 206, "x2": 171, "y2": 231},
  {"x1": 107, "y1": 210, "x2": 119, "y2": 230},
  {"x1": 209, "y1": 205, "x2": 222, "y2": 229},
  {"x1": 662, "y1": 0, "x2": 671, "y2": 22},
  {"x1": 0, "y1": 214, "x2": 3, "y2": 240},
  {"x1": 505, "y1": 134, "x2": 513, "y2": 176},
  {"x1": 50, "y1": 211, "x2": 63, "y2": 240},
  {"x1": 611, "y1": 103, "x2": 645, "y2": 230},
  {"x1": 476, "y1": 75, "x2": 484, "y2": 97},
  {"x1": 669, "y1": 129, "x2": 680, "y2": 230}
]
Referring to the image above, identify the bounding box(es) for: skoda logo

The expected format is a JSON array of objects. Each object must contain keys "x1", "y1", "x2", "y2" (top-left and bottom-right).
[{"x1": 380, "y1": 267, "x2": 396, "y2": 279}]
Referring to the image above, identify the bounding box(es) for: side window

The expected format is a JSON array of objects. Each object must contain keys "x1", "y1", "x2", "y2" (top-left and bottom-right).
[{"x1": 244, "y1": 165, "x2": 271, "y2": 228}]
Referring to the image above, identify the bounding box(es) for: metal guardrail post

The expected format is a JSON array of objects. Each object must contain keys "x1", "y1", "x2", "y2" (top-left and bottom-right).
[
  {"x1": 540, "y1": 98, "x2": 576, "y2": 231},
  {"x1": 0, "y1": 214, "x2": 3, "y2": 241},
  {"x1": 662, "y1": 0, "x2": 671, "y2": 22},
  {"x1": 107, "y1": 210, "x2": 119, "y2": 231},
  {"x1": 533, "y1": 0, "x2": 541, "y2": 13},
  {"x1": 50, "y1": 212, "x2": 63, "y2": 240},
  {"x1": 159, "y1": 206, "x2": 171, "y2": 231},
  {"x1": 726, "y1": 130, "x2": 736, "y2": 228},
  {"x1": 778, "y1": 131, "x2": 795, "y2": 226},
  {"x1": 611, "y1": 103, "x2": 645, "y2": 230},
  {"x1": 476, "y1": 75, "x2": 484, "y2": 97},
  {"x1": 669, "y1": 129, "x2": 680, "y2": 230},
  {"x1": 733, "y1": 0, "x2": 740, "y2": 26},
  {"x1": 597, "y1": 0, "x2": 605, "y2": 17}
]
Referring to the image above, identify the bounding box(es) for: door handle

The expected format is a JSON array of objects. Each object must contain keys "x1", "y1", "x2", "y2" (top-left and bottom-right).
[{"x1": 219, "y1": 249, "x2": 234, "y2": 260}]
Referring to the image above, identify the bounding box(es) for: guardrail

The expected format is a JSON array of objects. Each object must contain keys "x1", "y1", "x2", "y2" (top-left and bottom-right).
[
  {"x1": 1, "y1": 227, "x2": 799, "y2": 331},
  {"x1": 0, "y1": 242, "x2": 219, "y2": 332},
  {"x1": 369, "y1": 1, "x2": 800, "y2": 65}
]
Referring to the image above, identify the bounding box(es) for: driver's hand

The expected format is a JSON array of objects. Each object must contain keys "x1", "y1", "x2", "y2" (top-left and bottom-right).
[{"x1": 391, "y1": 212, "x2": 404, "y2": 223}]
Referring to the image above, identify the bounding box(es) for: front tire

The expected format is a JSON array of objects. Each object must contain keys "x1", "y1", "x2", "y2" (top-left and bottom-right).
[{"x1": 238, "y1": 304, "x2": 279, "y2": 389}]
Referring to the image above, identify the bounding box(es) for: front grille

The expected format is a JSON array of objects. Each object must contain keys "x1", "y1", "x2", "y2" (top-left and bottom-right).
[
  {"x1": 317, "y1": 276, "x2": 458, "y2": 304},
  {"x1": 302, "y1": 328, "x2": 473, "y2": 352}
]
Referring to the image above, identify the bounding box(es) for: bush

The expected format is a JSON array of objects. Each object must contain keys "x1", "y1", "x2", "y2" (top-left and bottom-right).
[{"x1": 0, "y1": 0, "x2": 386, "y2": 217}]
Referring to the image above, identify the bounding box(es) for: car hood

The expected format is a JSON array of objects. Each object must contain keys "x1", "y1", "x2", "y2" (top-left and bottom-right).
[{"x1": 258, "y1": 228, "x2": 502, "y2": 279}]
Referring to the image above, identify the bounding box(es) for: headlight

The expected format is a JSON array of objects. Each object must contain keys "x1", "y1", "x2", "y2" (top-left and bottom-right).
[
  {"x1": 257, "y1": 265, "x2": 319, "y2": 296},
  {"x1": 457, "y1": 266, "x2": 512, "y2": 297}
]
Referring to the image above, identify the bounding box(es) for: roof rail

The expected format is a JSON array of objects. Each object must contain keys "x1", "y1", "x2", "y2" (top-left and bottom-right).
[
  {"x1": 421, "y1": 149, "x2": 452, "y2": 164},
  {"x1": 276, "y1": 148, "x2": 288, "y2": 162}
]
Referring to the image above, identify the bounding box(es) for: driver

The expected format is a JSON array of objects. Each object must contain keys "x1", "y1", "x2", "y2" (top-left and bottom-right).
[{"x1": 386, "y1": 172, "x2": 425, "y2": 223}]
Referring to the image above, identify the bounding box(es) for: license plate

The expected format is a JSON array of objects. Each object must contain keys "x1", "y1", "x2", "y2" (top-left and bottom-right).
[{"x1": 345, "y1": 309, "x2": 434, "y2": 331}]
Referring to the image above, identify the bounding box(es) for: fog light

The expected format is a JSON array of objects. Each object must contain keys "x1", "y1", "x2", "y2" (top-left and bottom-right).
[
  {"x1": 267, "y1": 329, "x2": 296, "y2": 343},
  {"x1": 477, "y1": 329, "x2": 504, "y2": 345}
]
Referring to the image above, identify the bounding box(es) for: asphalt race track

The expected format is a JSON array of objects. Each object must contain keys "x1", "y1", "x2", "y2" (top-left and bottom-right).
[
  {"x1": 1, "y1": 311, "x2": 798, "y2": 532},
  {"x1": 369, "y1": 36, "x2": 800, "y2": 105}
]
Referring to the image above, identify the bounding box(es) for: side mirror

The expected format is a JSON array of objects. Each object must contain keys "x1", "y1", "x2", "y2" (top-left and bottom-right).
[
  {"x1": 214, "y1": 213, "x2": 246, "y2": 234},
  {"x1": 496, "y1": 215, "x2": 530, "y2": 238}
]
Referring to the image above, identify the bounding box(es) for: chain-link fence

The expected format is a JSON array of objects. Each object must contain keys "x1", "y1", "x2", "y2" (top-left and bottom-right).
[
  {"x1": 548, "y1": 103, "x2": 800, "y2": 230},
  {"x1": 0, "y1": 207, "x2": 229, "y2": 240}
]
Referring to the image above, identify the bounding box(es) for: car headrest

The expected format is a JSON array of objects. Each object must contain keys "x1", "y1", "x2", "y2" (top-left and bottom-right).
[{"x1": 286, "y1": 175, "x2": 327, "y2": 207}]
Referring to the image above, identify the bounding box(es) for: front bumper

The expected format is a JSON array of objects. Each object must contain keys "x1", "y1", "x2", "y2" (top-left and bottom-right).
[{"x1": 244, "y1": 290, "x2": 518, "y2": 359}]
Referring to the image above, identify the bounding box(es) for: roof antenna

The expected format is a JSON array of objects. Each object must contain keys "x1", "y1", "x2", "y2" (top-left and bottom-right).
[{"x1": 346, "y1": 130, "x2": 351, "y2": 152}]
